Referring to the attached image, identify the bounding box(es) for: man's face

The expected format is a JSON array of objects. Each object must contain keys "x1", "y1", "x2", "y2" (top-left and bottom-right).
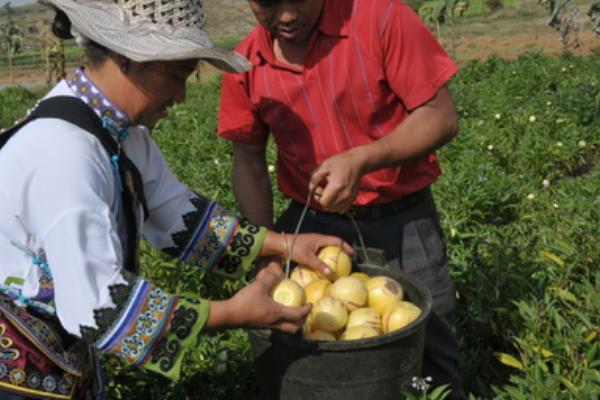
[{"x1": 248, "y1": 0, "x2": 325, "y2": 44}]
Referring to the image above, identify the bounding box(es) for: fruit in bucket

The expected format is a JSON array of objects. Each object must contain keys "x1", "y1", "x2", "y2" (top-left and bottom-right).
[
  {"x1": 350, "y1": 272, "x2": 370, "y2": 282},
  {"x1": 329, "y1": 276, "x2": 368, "y2": 311},
  {"x1": 317, "y1": 246, "x2": 352, "y2": 281},
  {"x1": 290, "y1": 266, "x2": 321, "y2": 288},
  {"x1": 302, "y1": 312, "x2": 316, "y2": 335},
  {"x1": 305, "y1": 330, "x2": 337, "y2": 341},
  {"x1": 304, "y1": 278, "x2": 331, "y2": 305},
  {"x1": 366, "y1": 276, "x2": 404, "y2": 314},
  {"x1": 346, "y1": 307, "x2": 382, "y2": 333},
  {"x1": 382, "y1": 301, "x2": 422, "y2": 333},
  {"x1": 340, "y1": 326, "x2": 380, "y2": 341},
  {"x1": 312, "y1": 296, "x2": 348, "y2": 333},
  {"x1": 270, "y1": 279, "x2": 306, "y2": 308}
]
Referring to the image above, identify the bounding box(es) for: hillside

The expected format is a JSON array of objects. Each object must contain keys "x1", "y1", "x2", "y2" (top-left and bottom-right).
[{"x1": 0, "y1": 0, "x2": 599, "y2": 88}]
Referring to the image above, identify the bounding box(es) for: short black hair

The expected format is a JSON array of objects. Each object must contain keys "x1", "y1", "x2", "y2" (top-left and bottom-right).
[
  {"x1": 252, "y1": 0, "x2": 283, "y2": 6},
  {"x1": 85, "y1": 41, "x2": 111, "y2": 67}
]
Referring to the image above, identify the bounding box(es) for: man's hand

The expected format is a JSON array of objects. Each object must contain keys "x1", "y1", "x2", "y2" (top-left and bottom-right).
[
  {"x1": 309, "y1": 148, "x2": 367, "y2": 213},
  {"x1": 309, "y1": 86, "x2": 458, "y2": 213}
]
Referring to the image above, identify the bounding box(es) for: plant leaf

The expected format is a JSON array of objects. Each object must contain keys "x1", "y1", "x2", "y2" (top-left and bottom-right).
[
  {"x1": 494, "y1": 352, "x2": 524, "y2": 370},
  {"x1": 532, "y1": 346, "x2": 554, "y2": 358},
  {"x1": 540, "y1": 251, "x2": 565, "y2": 267},
  {"x1": 584, "y1": 331, "x2": 598, "y2": 343}
]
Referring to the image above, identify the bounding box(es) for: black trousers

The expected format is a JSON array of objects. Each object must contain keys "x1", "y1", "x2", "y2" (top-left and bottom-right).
[{"x1": 275, "y1": 188, "x2": 466, "y2": 400}]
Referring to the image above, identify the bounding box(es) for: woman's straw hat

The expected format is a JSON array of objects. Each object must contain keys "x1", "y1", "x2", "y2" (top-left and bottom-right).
[{"x1": 41, "y1": 0, "x2": 251, "y2": 73}]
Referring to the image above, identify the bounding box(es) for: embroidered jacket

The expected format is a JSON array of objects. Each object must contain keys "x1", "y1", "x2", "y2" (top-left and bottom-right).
[{"x1": 0, "y1": 75, "x2": 265, "y2": 392}]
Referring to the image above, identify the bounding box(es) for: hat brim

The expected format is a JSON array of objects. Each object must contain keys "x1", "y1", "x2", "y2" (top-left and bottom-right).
[{"x1": 40, "y1": 0, "x2": 251, "y2": 73}]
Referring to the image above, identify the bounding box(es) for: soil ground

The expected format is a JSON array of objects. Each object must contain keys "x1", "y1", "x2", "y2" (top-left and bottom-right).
[{"x1": 0, "y1": 0, "x2": 598, "y2": 89}]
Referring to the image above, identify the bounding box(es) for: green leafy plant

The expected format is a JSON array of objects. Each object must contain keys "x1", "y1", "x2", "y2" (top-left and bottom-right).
[{"x1": 402, "y1": 379, "x2": 452, "y2": 400}]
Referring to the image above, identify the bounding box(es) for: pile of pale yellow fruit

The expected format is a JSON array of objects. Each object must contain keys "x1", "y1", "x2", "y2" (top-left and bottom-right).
[{"x1": 270, "y1": 245, "x2": 422, "y2": 341}]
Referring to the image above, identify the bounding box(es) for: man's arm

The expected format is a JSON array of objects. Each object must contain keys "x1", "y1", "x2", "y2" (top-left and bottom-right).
[
  {"x1": 232, "y1": 141, "x2": 275, "y2": 227},
  {"x1": 358, "y1": 86, "x2": 458, "y2": 172},
  {"x1": 311, "y1": 86, "x2": 459, "y2": 213}
]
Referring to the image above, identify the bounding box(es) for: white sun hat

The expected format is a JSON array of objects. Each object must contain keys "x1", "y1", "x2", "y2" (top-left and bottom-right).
[{"x1": 40, "y1": 0, "x2": 251, "y2": 73}]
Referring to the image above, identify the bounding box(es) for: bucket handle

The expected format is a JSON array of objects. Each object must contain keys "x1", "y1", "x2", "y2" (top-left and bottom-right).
[
  {"x1": 346, "y1": 212, "x2": 371, "y2": 265},
  {"x1": 284, "y1": 189, "x2": 313, "y2": 277},
  {"x1": 285, "y1": 190, "x2": 371, "y2": 277}
]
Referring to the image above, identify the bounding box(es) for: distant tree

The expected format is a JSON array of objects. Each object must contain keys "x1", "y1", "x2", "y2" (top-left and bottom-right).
[
  {"x1": 28, "y1": 24, "x2": 39, "y2": 35},
  {"x1": 419, "y1": 0, "x2": 469, "y2": 58},
  {"x1": 538, "y1": 0, "x2": 600, "y2": 48},
  {"x1": 30, "y1": 18, "x2": 66, "y2": 87},
  {"x1": 45, "y1": 38, "x2": 66, "y2": 86},
  {"x1": 0, "y1": 2, "x2": 24, "y2": 84},
  {"x1": 588, "y1": 0, "x2": 600, "y2": 35},
  {"x1": 484, "y1": 0, "x2": 503, "y2": 11}
]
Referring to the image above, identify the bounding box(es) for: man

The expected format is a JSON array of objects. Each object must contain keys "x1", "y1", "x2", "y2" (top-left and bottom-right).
[{"x1": 217, "y1": 0, "x2": 464, "y2": 398}]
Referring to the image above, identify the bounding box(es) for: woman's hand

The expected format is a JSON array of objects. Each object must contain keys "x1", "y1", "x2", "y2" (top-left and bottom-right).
[
  {"x1": 260, "y1": 231, "x2": 353, "y2": 278},
  {"x1": 206, "y1": 261, "x2": 311, "y2": 333},
  {"x1": 284, "y1": 233, "x2": 353, "y2": 277}
]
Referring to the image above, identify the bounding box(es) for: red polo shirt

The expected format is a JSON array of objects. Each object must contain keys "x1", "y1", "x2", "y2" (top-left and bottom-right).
[{"x1": 217, "y1": 0, "x2": 458, "y2": 206}]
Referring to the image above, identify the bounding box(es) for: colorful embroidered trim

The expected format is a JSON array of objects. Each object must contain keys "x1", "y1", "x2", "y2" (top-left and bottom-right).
[
  {"x1": 145, "y1": 297, "x2": 209, "y2": 381},
  {"x1": 0, "y1": 363, "x2": 78, "y2": 400},
  {"x1": 67, "y1": 68, "x2": 130, "y2": 130},
  {"x1": 0, "y1": 323, "x2": 19, "y2": 361},
  {"x1": 181, "y1": 202, "x2": 238, "y2": 269},
  {"x1": 98, "y1": 283, "x2": 178, "y2": 367},
  {"x1": 0, "y1": 296, "x2": 83, "y2": 375},
  {"x1": 78, "y1": 271, "x2": 209, "y2": 380},
  {"x1": 161, "y1": 194, "x2": 265, "y2": 279},
  {"x1": 215, "y1": 220, "x2": 265, "y2": 279}
]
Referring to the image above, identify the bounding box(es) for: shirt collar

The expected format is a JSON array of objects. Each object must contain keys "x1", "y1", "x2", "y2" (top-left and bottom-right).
[
  {"x1": 67, "y1": 68, "x2": 130, "y2": 131},
  {"x1": 254, "y1": 0, "x2": 351, "y2": 67}
]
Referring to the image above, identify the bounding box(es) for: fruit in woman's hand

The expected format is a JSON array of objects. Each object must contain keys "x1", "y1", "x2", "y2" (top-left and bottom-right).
[
  {"x1": 313, "y1": 296, "x2": 348, "y2": 333},
  {"x1": 329, "y1": 276, "x2": 368, "y2": 311},
  {"x1": 317, "y1": 246, "x2": 352, "y2": 281},
  {"x1": 382, "y1": 301, "x2": 422, "y2": 333},
  {"x1": 304, "y1": 278, "x2": 331, "y2": 305},
  {"x1": 304, "y1": 330, "x2": 337, "y2": 341},
  {"x1": 346, "y1": 307, "x2": 382, "y2": 333},
  {"x1": 290, "y1": 266, "x2": 321, "y2": 288},
  {"x1": 339, "y1": 326, "x2": 380, "y2": 341},
  {"x1": 270, "y1": 279, "x2": 306, "y2": 308},
  {"x1": 366, "y1": 276, "x2": 404, "y2": 314}
]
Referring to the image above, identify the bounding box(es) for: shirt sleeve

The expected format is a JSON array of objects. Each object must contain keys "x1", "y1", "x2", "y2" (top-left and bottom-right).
[
  {"x1": 21, "y1": 125, "x2": 208, "y2": 381},
  {"x1": 380, "y1": 1, "x2": 459, "y2": 111},
  {"x1": 216, "y1": 71, "x2": 269, "y2": 145},
  {"x1": 134, "y1": 129, "x2": 266, "y2": 280}
]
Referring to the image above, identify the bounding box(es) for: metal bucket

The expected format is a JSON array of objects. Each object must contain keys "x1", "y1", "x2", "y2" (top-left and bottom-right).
[{"x1": 249, "y1": 247, "x2": 433, "y2": 400}]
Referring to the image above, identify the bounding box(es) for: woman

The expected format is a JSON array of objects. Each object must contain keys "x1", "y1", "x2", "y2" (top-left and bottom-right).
[{"x1": 0, "y1": 1, "x2": 350, "y2": 398}]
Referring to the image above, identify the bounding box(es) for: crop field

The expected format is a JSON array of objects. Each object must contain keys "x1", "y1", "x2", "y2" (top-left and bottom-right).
[{"x1": 0, "y1": 50, "x2": 599, "y2": 399}]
